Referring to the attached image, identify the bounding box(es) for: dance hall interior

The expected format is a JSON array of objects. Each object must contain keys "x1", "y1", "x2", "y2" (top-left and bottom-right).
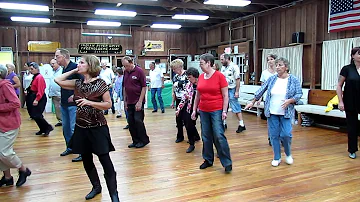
[{"x1": 1, "y1": 0, "x2": 360, "y2": 201}]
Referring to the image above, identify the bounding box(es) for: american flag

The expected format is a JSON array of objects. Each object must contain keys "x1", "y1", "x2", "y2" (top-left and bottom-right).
[{"x1": 329, "y1": 0, "x2": 360, "y2": 32}]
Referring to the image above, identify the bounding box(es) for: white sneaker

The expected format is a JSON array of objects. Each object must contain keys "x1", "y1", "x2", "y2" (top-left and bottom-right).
[
  {"x1": 285, "y1": 156, "x2": 294, "y2": 165},
  {"x1": 349, "y1": 153, "x2": 356, "y2": 159},
  {"x1": 271, "y1": 159, "x2": 281, "y2": 167}
]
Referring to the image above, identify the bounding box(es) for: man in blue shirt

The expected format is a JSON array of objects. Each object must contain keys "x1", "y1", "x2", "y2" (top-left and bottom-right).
[{"x1": 55, "y1": 48, "x2": 82, "y2": 162}]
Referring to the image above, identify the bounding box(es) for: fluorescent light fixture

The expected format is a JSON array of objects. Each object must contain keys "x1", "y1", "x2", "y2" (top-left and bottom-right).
[
  {"x1": 82, "y1": 33, "x2": 132, "y2": 37},
  {"x1": 0, "y1": 2, "x2": 49, "y2": 11},
  {"x1": 11, "y1": 16, "x2": 50, "y2": 23},
  {"x1": 95, "y1": 9, "x2": 137, "y2": 17},
  {"x1": 116, "y1": 3, "x2": 122, "y2": 7},
  {"x1": 172, "y1": 14, "x2": 209, "y2": 20},
  {"x1": 87, "y1": 20, "x2": 121, "y2": 27},
  {"x1": 204, "y1": 0, "x2": 251, "y2": 7},
  {"x1": 151, "y1": 24, "x2": 181, "y2": 29}
]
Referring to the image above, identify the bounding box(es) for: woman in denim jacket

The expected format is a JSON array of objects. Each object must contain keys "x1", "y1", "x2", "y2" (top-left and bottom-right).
[{"x1": 245, "y1": 57, "x2": 302, "y2": 167}]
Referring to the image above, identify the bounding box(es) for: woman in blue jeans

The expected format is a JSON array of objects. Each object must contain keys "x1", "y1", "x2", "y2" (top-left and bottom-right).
[
  {"x1": 245, "y1": 57, "x2": 302, "y2": 167},
  {"x1": 192, "y1": 53, "x2": 232, "y2": 173}
]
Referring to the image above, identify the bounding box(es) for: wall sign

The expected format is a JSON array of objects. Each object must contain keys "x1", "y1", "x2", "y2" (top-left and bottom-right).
[
  {"x1": 78, "y1": 43, "x2": 122, "y2": 54},
  {"x1": 144, "y1": 40, "x2": 164, "y2": 52},
  {"x1": 28, "y1": 41, "x2": 61, "y2": 52}
]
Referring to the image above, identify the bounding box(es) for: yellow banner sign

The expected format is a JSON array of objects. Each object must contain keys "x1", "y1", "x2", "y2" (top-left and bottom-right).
[
  {"x1": 28, "y1": 41, "x2": 61, "y2": 52},
  {"x1": 144, "y1": 40, "x2": 164, "y2": 52}
]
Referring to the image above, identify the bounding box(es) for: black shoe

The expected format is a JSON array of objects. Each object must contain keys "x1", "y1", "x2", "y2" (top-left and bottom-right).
[
  {"x1": 123, "y1": 125, "x2": 129, "y2": 129},
  {"x1": 199, "y1": 161, "x2": 213, "y2": 169},
  {"x1": 60, "y1": 149, "x2": 73, "y2": 156},
  {"x1": 224, "y1": 123, "x2": 227, "y2": 130},
  {"x1": 186, "y1": 145, "x2": 195, "y2": 153},
  {"x1": 268, "y1": 137, "x2": 272, "y2": 146},
  {"x1": 116, "y1": 115, "x2": 122, "y2": 118},
  {"x1": 128, "y1": 143, "x2": 136, "y2": 148},
  {"x1": 161, "y1": 109, "x2": 165, "y2": 113},
  {"x1": 72, "y1": 155, "x2": 83, "y2": 162},
  {"x1": 16, "y1": 168, "x2": 31, "y2": 187},
  {"x1": 85, "y1": 168, "x2": 102, "y2": 200},
  {"x1": 104, "y1": 173, "x2": 119, "y2": 202},
  {"x1": 175, "y1": 138, "x2": 184, "y2": 143},
  {"x1": 236, "y1": 125, "x2": 246, "y2": 133},
  {"x1": 152, "y1": 110, "x2": 158, "y2": 113},
  {"x1": 104, "y1": 111, "x2": 108, "y2": 115},
  {"x1": 112, "y1": 109, "x2": 116, "y2": 114},
  {"x1": 35, "y1": 131, "x2": 44, "y2": 135},
  {"x1": 0, "y1": 176, "x2": 14, "y2": 187},
  {"x1": 43, "y1": 126, "x2": 54, "y2": 136},
  {"x1": 225, "y1": 165, "x2": 232, "y2": 173},
  {"x1": 135, "y1": 142, "x2": 149, "y2": 148},
  {"x1": 54, "y1": 122, "x2": 62, "y2": 127}
]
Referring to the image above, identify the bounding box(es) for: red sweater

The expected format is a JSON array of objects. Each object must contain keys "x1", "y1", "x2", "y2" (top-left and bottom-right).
[
  {"x1": 30, "y1": 74, "x2": 46, "y2": 101},
  {"x1": 0, "y1": 79, "x2": 21, "y2": 132}
]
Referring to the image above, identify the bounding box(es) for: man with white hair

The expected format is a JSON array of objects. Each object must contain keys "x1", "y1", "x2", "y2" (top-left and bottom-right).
[
  {"x1": 49, "y1": 59, "x2": 63, "y2": 127},
  {"x1": 99, "y1": 61, "x2": 115, "y2": 115}
]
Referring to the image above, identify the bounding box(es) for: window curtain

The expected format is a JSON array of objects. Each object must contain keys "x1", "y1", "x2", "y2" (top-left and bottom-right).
[
  {"x1": 261, "y1": 45, "x2": 303, "y2": 84},
  {"x1": 321, "y1": 38, "x2": 353, "y2": 90},
  {"x1": 353, "y1": 37, "x2": 360, "y2": 47}
]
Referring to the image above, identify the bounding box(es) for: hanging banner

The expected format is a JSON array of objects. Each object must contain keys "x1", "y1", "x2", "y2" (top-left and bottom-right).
[
  {"x1": 78, "y1": 43, "x2": 122, "y2": 54},
  {"x1": 28, "y1": 41, "x2": 61, "y2": 52},
  {"x1": 144, "y1": 40, "x2": 164, "y2": 52}
]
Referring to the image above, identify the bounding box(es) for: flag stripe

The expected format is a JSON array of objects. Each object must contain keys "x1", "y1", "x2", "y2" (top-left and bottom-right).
[{"x1": 329, "y1": 0, "x2": 360, "y2": 32}]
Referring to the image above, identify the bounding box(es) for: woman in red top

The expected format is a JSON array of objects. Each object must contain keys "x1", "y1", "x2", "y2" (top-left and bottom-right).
[
  {"x1": 191, "y1": 53, "x2": 232, "y2": 173},
  {"x1": 0, "y1": 64, "x2": 31, "y2": 187},
  {"x1": 26, "y1": 62, "x2": 53, "y2": 136}
]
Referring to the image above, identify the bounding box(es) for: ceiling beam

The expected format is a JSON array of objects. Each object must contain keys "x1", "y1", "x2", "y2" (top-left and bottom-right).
[{"x1": 73, "y1": 0, "x2": 262, "y2": 12}]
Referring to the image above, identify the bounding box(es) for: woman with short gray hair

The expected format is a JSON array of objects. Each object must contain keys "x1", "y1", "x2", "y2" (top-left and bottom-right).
[
  {"x1": 5, "y1": 63, "x2": 20, "y2": 96},
  {"x1": 26, "y1": 62, "x2": 53, "y2": 136},
  {"x1": 0, "y1": 64, "x2": 31, "y2": 187},
  {"x1": 245, "y1": 57, "x2": 302, "y2": 167}
]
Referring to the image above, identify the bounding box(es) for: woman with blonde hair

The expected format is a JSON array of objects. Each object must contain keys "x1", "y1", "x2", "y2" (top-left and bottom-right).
[{"x1": 55, "y1": 55, "x2": 119, "y2": 201}]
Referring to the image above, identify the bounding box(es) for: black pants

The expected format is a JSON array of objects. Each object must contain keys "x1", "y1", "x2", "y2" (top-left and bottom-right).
[
  {"x1": 82, "y1": 152, "x2": 116, "y2": 179},
  {"x1": 26, "y1": 92, "x2": 52, "y2": 132},
  {"x1": 182, "y1": 109, "x2": 200, "y2": 145},
  {"x1": 105, "y1": 88, "x2": 115, "y2": 113},
  {"x1": 127, "y1": 104, "x2": 149, "y2": 144},
  {"x1": 176, "y1": 99, "x2": 184, "y2": 140},
  {"x1": 346, "y1": 111, "x2": 360, "y2": 153}
]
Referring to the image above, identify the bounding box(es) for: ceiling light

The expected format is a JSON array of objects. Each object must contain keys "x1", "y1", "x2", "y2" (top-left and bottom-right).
[
  {"x1": 95, "y1": 9, "x2": 137, "y2": 17},
  {"x1": 151, "y1": 24, "x2": 181, "y2": 29},
  {"x1": 0, "y1": 2, "x2": 49, "y2": 11},
  {"x1": 204, "y1": 0, "x2": 251, "y2": 7},
  {"x1": 11, "y1": 16, "x2": 50, "y2": 23},
  {"x1": 87, "y1": 20, "x2": 121, "y2": 27},
  {"x1": 172, "y1": 14, "x2": 209, "y2": 20},
  {"x1": 116, "y1": 3, "x2": 122, "y2": 7},
  {"x1": 82, "y1": 33, "x2": 132, "y2": 37}
]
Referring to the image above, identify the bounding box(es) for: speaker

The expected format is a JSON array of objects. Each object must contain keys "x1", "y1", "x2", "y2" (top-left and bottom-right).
[{"x1": 292, "y1": 32, "x2": 304, "y2": 43}]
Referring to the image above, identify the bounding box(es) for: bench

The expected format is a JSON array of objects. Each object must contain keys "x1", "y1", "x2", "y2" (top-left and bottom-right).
[
  {"x1": 295, "y1": 89, "x2": 360, "y2": 125},
  {"x1": 239, "y1": 85, "x2": 310, "y2": 116}
]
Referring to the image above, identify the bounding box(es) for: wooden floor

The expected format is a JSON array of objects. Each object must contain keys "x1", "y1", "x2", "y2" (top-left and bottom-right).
[{"x1": 0, "y1": 108, "x2": 358, "y2": 202}]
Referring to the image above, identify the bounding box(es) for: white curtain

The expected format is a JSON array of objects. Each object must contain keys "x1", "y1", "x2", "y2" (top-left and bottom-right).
[
  {"x1": 261, "y1": 45, "x2": 303, "y2": 84},
  {"x1": 353, "y1": 37, "x2": 360, "y2": 47},
  {"x1": 321, "y1": 38, "x2": 353, "y2": 90}
]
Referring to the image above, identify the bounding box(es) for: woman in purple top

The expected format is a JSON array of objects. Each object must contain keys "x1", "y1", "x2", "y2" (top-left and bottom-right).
[{"x1": 5, "y1": 64, "x2": 20, "y2": 96}]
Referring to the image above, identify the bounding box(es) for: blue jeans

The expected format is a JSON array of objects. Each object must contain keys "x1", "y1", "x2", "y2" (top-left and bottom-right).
[
  {"x1": 228, "y1": 88, "x2": 241, "y2": 113},
  {"x1": 61, "y1": 105, "x2": 77, "y2": 149},
  {"x1": 150, "y1": 88, "x2": 164, "y2": 111},
  {"x1": 199, "y1": 110, "x2": 232, "y2": 167},
  {"x1": 268, "y1": 114, "x2": 292, "y2": 160}
]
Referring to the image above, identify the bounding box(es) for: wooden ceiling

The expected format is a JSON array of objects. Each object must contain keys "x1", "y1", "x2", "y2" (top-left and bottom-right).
[{"x1": 0, "y1": 0, "x2": 296, "y2": 29}]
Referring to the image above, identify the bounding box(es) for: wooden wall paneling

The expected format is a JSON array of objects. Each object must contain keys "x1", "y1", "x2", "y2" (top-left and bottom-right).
[
  {"x1": 270, "y1": 15, "x2": 277, "y2": 48},
  {"x1": 316, "y1": 44, "x2": 322, "y2": 87},
  {"x1": 302, "y1": 45, "x2": 311, "y2": 86},
  {"x1": 280, "y1": 11, "x2": 286, "y2": 47},
  {"x1": 310, "y1": 3, "x2": 318, "y2": 89},
  {"x1": 300, "y1": 4, "x2": 307, "y2": 43},
  {"x1": 267, "y1": 15, "x2": 272, "y2": 48},
  {"x1": 254, "y1": 16, "x2": 259, "y2": 84}
]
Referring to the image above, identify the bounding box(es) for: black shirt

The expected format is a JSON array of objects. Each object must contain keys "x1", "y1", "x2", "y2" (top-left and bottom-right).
[
  {"x1": 61, "y1": 61, "x2": 82, "y2": 106},
  {"x1": 340, "y1": 63, "x2": 360, "y2": 113}
]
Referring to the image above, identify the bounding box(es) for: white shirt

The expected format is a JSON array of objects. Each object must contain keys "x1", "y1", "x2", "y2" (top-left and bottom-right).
[
  {"x1": 99, "y1": 67, "x2": 115, "y2": 85},
  {"x1": 260, "y1": 69, "x2": 276, "y2": 83},
  {"x1": 23, "y1": 70, "x2": 33, "y2": 90},
  {"x1": 269, "y1": 77, "x2": 289, "y2": 115},
  {"x1": 220, "y1": 62, "x2": 240, "y2": 89},
  {"x1": 149, "y1": 67, "x2": 163, "y2": 88},
  {"x1": 49, "y1": 67, "x2": 63, "y2": 97}
]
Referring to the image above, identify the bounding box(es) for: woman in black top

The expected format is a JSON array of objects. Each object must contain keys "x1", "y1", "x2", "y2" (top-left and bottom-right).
[
  {"x1": 55, "y1": 55, "x2": 119, "y2": 202},
  {"x1": 337, "y1": 47, "x2": 360, "y2": 159}
]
